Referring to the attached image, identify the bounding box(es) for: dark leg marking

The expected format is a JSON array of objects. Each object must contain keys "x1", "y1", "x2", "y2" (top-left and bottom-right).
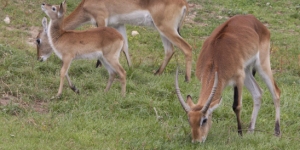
[
  {"x1": 96, "y1": 60, "x2": 102, "y2": 68},
  {"x1": 252, "y1": 69, "x2": 256, "y2": 77},
  {"x1": 233, "y1": 86, "x2": 242, "y2": 136},
  {"x1": 71, "y1": 85, "x2": 80, "y2": 94},
  {"x1": 177, "y1": 28, "x2": 181, "y2": 36},
  {"x1": 185, "y1": 75, "x2": 189, "y2": 82},
  {"x1": 275, "y1": 120, "x2": 281, "y2": 136},
  {"x1": 232, "y1": 86, "x2": 238, "y2": 110}
]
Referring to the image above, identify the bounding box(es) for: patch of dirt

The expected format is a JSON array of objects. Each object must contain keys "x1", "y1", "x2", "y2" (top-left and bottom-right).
[
  {"x1": 27, "y1": 26, "x2": 40, "y2": 47},
  {"x1": 185, "y1": 2, "x2": 229, "y2": 27},
  {"x1": 185, "y1": 3, "x2": 203, "y2": 25},
  {"x1": 32, "y1": 100, "x2": 48, "y2": 114},
  {"x1": 184, "y1": 3, "x2": 211, "y2": 28},
  {"x1": 0, "y1": 94, "x2": 48, "y2": 114},
  {"x1": 5, "y1": 26, "x2": 40, "y2": 48}
]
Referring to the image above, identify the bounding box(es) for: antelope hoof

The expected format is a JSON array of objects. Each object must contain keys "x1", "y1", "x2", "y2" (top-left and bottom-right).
[
  {"x1": 274, "y1": 131, "x2": 281, "y2": 137},
  {"x1": 274, "y1": 121, "x2": 281, "y2": 137},
  {"x1": 154, "y1": 69, "x2": 161, "y2": 75},
  {"x1": 185, "y1": 75, "x2": 190, "y2": 82},
  {"x1": 121, "y1": 92, "x2": 126, "y2": 97},
  {"x1": 51, "y1": 94, "x2": 62, "y2": 100},
  {"x1": 71, "y1": 86, "x2": 80, "y2": 94},
  {"x1": 238, "y1": 130, "x2": 243, "y2": 136},
  {"x1": 38, "y1": 57, "x2": 43, "y2": 62},
  {"x1": 247, "y1": 129, "x2": 254, "y2": 134}
]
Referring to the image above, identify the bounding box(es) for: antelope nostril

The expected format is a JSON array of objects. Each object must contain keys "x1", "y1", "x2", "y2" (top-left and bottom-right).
[{"x1": 42, "y1": 3, "x2": 45, "y2": 6}]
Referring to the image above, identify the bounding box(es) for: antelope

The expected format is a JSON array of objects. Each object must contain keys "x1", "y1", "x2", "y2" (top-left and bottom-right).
[
  {"x1": 41, "y1": 1, "x2": 127, "y2": 97},
  {"x1": 175, "y1": 14, "x2": 281, "y2": 143},
  {"x1": 39, "y1": 0, "x2": 192, "y2": 81},
  {"x1": 36, "y1": 26, "x2": 130, "y2": 68}
]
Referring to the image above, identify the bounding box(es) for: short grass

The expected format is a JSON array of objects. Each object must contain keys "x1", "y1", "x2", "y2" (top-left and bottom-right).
[{"x1": 1, "y1": 0, "x2": 300, "y2": 149}]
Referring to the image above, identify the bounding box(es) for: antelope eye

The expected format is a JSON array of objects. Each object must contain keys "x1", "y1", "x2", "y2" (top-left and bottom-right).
[
  {"x1": 36, "y1": 39, "x2": 41, "y2": 44},
  {"x1": 200, "y1": 118, "x2": 207, "y2": 126},
  {"x1": 52, "y1": 7, "x2": 56, "y2": 11}
]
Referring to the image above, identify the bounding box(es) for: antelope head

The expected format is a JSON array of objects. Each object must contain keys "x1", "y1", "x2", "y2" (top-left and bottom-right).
[
  {"x1": 175, "y1": 68, "x2": 220, "y2": 143},
  {"x1": 36, "y1": 17, "x2": 52, "y2": 62},
  {"x1": 41, "y1": 1, "x2": 67, "y2": 20}
]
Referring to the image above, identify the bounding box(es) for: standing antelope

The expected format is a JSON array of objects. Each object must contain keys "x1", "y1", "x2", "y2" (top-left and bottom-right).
[
  {"x1": 175, "y1": 14, "x2": 281, "y2": 143},
  {"x1": 41, "y1": 1, "x2": 127, "y2": 97},
  {"x1": 39, "y1": 0, "x2": 192, "y2": 81}
]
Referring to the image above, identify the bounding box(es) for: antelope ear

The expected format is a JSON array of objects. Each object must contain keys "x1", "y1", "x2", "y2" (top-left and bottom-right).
[
  {"x1": 58, "y1": 2, "x2": 65, "y2": 18},
  {"x1": 186, "y1": 95, "x2": 196, "y2": 108},
  {"x1": 42, "y1": 17, "x2": 48, "y2": 33},
  {"x1": 208, "y1": 97, "x2": 222, "y2": 115},
  {"x1": 62, "y1": 0, "x2": 67, "y2": 13}
]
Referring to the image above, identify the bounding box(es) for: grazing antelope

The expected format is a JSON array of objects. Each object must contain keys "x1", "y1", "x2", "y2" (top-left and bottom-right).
[
  {"x1": 36, "y1": 26, "x2": 130, "y2": 68},
  {"x1": 175, "y1": 14, "x2": 281, "y2": 143},
  {"x1": 41, "y1": 1, "x2": 127, "y2": 97},
  {"x1": 39, "y1": 0, "x2": 192, "y2": 81}
]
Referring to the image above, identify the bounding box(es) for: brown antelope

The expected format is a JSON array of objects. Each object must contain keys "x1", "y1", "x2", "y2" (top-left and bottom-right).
[
  {"x1": 36, "y1": 25, "x2": 130, "y2": 68},
  {"x1": 39, "y1": 0, "x2": 192, "y2": 81},
  {"x1": 175, "y1": 14, "x2": 281, "y2": 143},
  {"x1": 41, "y1": 1, "x2": 127, "y2": 97}
]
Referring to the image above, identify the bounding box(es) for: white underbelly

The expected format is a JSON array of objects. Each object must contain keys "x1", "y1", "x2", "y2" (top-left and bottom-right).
[
  {"x1": 108, "y1": 10, "x2": 154, "y2": 27},
  {"x1": 75, "y1": 51, "x2": 103, "y2": 60}
]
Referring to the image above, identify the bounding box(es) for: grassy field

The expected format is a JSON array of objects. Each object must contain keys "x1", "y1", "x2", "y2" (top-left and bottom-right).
[{"x1": 1, "y1": 0, "x2": 300, "y2": 149}]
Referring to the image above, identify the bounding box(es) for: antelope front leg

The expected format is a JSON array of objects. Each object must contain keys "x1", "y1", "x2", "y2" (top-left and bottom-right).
[
  {"x1": 66, "y1": 73, "x2": 79, "y2": 94},
  {"x1": 56, "y1": 59, "x2": 72, "y2": 98},
  {"x1": 56, "y1": 72, "x2": 65, "y2": 98}
]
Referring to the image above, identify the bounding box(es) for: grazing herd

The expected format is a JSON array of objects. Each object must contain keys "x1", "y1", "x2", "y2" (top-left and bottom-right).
[{"x1": 36, "y1": 0, "x2": 281, "y2": 143}]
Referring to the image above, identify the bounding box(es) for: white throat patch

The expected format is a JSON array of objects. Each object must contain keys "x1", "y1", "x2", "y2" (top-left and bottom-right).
[{"x1": 47, "y1": 20, "x2": 63, "y2": 60}]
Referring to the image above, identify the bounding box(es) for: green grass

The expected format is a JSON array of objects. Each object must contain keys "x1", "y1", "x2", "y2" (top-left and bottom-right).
[{"x1": 1, "y1": 0, "x2": 300, "y2": 149}]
